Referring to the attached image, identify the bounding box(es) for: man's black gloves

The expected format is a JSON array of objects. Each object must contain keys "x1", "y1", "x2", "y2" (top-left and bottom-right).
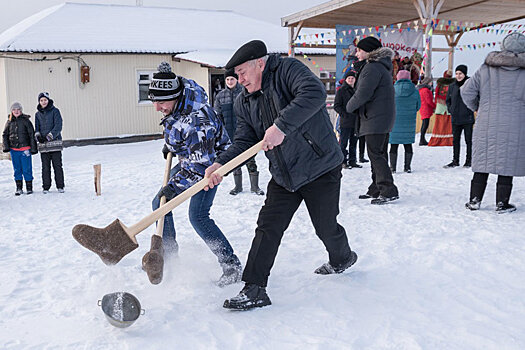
[
  {"x1": 162, "y1": 144, "x2": 170, "y2": 159},
  {"x1": 35, "y1": 132, "x2": 46, "y2": 143},
  {"x1": 156, "y1": 184, "x2": 180, "y2": 202}
]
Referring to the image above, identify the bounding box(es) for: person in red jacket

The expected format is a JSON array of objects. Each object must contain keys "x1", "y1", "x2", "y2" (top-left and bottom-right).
[{"x1": 417, "y1": 76, "x2": 436, "y2": 145}]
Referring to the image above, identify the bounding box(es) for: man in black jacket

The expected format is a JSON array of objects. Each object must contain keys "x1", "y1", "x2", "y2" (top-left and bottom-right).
[
  {"x1": 346, "y1": 37, "x2": 399, "y2": 204},
  {"x1": 205, "y1": 40, "x2": 357, "y2": 310},
  {"x1": 444, "y1": 64, "x2": 475, "y2": 168},
  {"x1": 334, "y1": 70, "x2": 362, "y2": 169}
]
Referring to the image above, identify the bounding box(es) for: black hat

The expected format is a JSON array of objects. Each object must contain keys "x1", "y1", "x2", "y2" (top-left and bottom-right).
[
  {"x1": 38, "y1": 92, "x2": 50, "y2": 101},
  {"x1": 455, "y1": 64, "x2": 468, "y2": 76},
  {"x1": 225, "y1": 40, "x2": 267, "y2": 69},
  {"x1": 148, "y1": 62, "x2": 183, "y2": 101},
  {"x1": 225, "y1": 68, "x2": 238, "y2": 80},
  {"x1": 356, "y1": 37, "x2": 382, "y2": 52},
  {"x1": 344, "y1": 69, "x2": 356, "y2": 79}
]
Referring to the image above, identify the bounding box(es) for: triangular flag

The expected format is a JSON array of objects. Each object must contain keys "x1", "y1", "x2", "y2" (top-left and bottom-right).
[
  {"x1": 377, "y1": 32, "x2": 381, "y2": 38},
  {"x1": 355, "y1": 29, "x2": 359, "y2": 34},
  {"x1": 315, "y1": 34, "x2": 319, "y2": 38},
  {"x1": 383, "y1": 25, "x2": 387, "y2": 30},
  {"x1": 368, "y1": 27, "x2": 373, "y2": 33},
  {"x1": 339, "y1": 38, "x2": 343, "y2": 43},
  {"x1": 397, "y1": 23, "x2": 402, "y2": 29},
  {"x1": 298, "y1": 35, "x2": 301, "y2": 40},
  {"x1": 321, "y1": 33, "x2": 325, "y2": 38},
  {"x1": 303, "y1": 54, "x2": 307, "y2": 59},
  {"x1": 448, "y1": 20, "x2": 452, "y2": 25},
  {"x1": 414, "y1": 20, "x2": 419, "y2": 26},
  {"x1": 361, "y1": 28, "x2": 366, "y2": 34},
  {"x1": 375, "y1": 26, "x2": 379, "y2": 32},
  {"x1": 445, "y1": 25, "x2": 449, "y2": 31},
  {"x1": 428, "y1": 28, "x2": 433, "y2": 36},
  {"x1": 415, "y1": 25, "x2": 419, "y2": 31},
  {"x1": 384, "y1": 31, "x2": 388, "y2": 37}
]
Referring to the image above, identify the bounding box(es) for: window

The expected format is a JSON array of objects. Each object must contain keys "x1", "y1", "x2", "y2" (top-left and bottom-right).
[
  {"x1": 320, "y1": 71, "x2": 336, "y2": 95},
  {"x1": 137, "y1": 71, "x2": 155, "y2": 104}
]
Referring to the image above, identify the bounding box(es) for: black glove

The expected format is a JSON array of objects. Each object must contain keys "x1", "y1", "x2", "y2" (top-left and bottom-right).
[
  {"x1": 31, "y1": 149, "x2": 38, "y2": 155},
  {"x1": 35, "y1": 132, "x2": 45, "y2": 143},
  {"x1": 2, "y1": 148, "x2": 9, "y2": 153},
  {"x1": 162, "y1": 144, "x2": 170, "y2": 159},
  {"x1": 156, "y1": 184, "x2": 180, "y2": 202}
]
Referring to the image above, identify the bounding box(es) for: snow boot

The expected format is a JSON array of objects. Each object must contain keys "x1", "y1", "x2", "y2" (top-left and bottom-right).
[
  {"x1": 217, "y1": 255, "x2": 243, "y2": 287},
  {"x1": 223, "y1": 283, "x2": 272, "y2": 310},
  {"x1": 404, "y1": 152, "x2": 413, "y2": 173},
  {"x1": 371, "y1": 194, "x2": 399, "y2": 205},
  {"x1": 15, "y1": 180, "x2": 23, "y2": 196},
  {"x1": 389, "y1": 152, "x2": 398, "y2": 174},
  {"x1": 229, "y1": 173, "x2": 243, "y2": 195},
  {"x1": 444, "y1": 160, "x2": 459, "y2": 168},
  {"x1": 141, "y1": 235, "x2": 165, "y2": 285},
  {"x1": 465, "y1": 180, "x2": 487, "y2": 211},
  {"x1": 249, "y1": 171, "x2": 265, "y2": 195},
  {"x1": 495, "y1": 183, "x2": 516, "y2": 214},
  {"x1": 314, "y1": 251, "x2": 358, "y2": 275},
  {"x1": 359, "y1": 193, "x2": 379, "y2": 199},
  {"x1": 359, "y1": 155, "x2": 369, "y2": 163},
  {"x1": 348, "y1": 162, "x2": 362, "y2": 168},
  {"x1": 26, "y1": 180, "x2": 33, "y2": 195}
]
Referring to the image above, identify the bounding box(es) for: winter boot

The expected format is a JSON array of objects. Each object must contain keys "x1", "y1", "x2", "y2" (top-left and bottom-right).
[
  {"x1": 465, "y1": 180, "x2": 487, "y2": 211},
  {"x1": 25, "y1": 180, "x2": 33, "y2": 195},
  {"x1": 463, "y1": 159, "x2": 472, "y2": 168},
  {"x1": 359, "y1": 155, "x2": 369, "y2": 163},
  {"x1": 370, "y1": 194, "x2": 400, "y2": 205},
  {"x1": 142, "y1": 235, "x2": 165, "y2": 285},
  {"x1": 495, "y1": 183, "x2": 516, "y2": 214},
  {"x1": 314, "y1": 251, "x2": 358, "y2": 275},
  {"x1": 389, "y1": 152, "x2": 398, "y2": 174},
  {"x1": 249, "y1": 171, "x2": 265, "y2": 195},
  {"x1": 223, "y1": 283, "x2": 272, "y2": 310},
  {"x1": 444, "y1": 160, "x2": 459, "y2": 168},
  {"x1": 229, "y1": 173, "x2": 243, "y2": 195},
  {"x1": 217, "y1": 255, "x2": 243, "y2": 287},
  {"x1": 404, "y1": 152, "x2": 413, "y2": 173},
  {"x1": 15, "y1": 180, "x2": 23, "y2": 196}
]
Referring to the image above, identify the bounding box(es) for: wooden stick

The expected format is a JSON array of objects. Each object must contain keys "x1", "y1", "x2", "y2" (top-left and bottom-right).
[
  {"x1": 155, "y1": 153, "x2": 173, "y2": 237},
  {"x1": 93, "y1": 164, "x2": 101, "y2": 196}
]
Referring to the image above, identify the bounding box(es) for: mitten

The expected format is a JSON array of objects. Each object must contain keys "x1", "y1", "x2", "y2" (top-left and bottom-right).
[{"x1": 46, "y1": 133, "x2": 53, "y2": 141}]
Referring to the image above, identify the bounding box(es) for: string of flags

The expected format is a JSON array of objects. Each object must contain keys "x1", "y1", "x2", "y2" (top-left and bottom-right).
[
  {"x1": 299, "y1": 53, "x2": 336, "y2": 79},
  {"x1": 295, "y1": 22, "x2": 524, "y2": 45},
  {"x1": 455, "y1": 41, "x2": 502, "y2": 50}
]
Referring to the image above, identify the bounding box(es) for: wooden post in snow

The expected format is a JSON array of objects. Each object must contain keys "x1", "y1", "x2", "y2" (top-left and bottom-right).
[{"x1": 94, "y1": 164, "x2": 101, "y2": 196}]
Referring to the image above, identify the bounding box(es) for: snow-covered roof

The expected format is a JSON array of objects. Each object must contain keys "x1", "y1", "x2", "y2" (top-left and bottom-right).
[{"x1": 0, "y1": 2, "x2": 308, "y2": 67}]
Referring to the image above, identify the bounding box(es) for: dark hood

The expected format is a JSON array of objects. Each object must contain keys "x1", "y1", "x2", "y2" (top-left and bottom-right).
[{"x1": 37, "y1": 98, "x2": 55, "y2": 112}]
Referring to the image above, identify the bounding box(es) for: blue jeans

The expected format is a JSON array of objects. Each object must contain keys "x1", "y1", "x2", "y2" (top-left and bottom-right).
[
  {"x1": 151, "y1": 166, "x2": 236, "y2": 265},
  {"x1": 10, "y1": 150, "x2": 33, "y2": 181}
]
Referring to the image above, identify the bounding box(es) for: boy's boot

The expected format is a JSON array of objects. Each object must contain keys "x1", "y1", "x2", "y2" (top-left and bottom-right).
[
  {"x1": 249, "y1": 171, "x2": 264, "y2": 195},
  {"x1": 15, "y1": 180, "x2": 23, "y2": 196},
  {"x1": 26, "y1": 180, "x2": 33, "y2": 195}
]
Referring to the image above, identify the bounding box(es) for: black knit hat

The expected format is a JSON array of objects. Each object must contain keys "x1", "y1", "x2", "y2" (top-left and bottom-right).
[
  {"x1": 225, "y1": 68, "x2": 238, "y2": 80},
  {"x1": 148, "y1": 62, "x2": 183, "y2": 101},
  {"x1": 225, "y1": 40, "x2": 267, "y2": 69},
  {"x1": 38, "y1": 92, "x2": 50, "y2": 101},
  {"x1": 455, "y1": 64, "x2": 468, "y2": 76},
  {"x1": 344, "y1": 69, "x2": 356, "y2": 79},
  {"x1": 356, "y1": 37, "x2": 382, "y2": 52}
]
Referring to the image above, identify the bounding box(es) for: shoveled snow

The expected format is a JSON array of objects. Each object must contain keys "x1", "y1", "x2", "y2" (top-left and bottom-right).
[{"x1": 1, "y1": 139, "x2": 524, "y2": 349}]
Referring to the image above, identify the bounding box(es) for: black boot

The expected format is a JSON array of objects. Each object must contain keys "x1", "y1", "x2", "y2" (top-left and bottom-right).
[
  {"x1": 229, "y1": 173, "x2": 243, "y2": 195},
  {"x1": 495, "y1": 183, "x2": 516, "y2": 213},
  {"x1": 314, "y1": 251, "x2": 358, "y2": 274},
  {"x1": 404, "y1": 152, "x2": 413, "y2": 173},
  {"x1": 223, "y1": 283, "x2": 272, "y2": 310},
  {"x1": 389, "y1": 152, "x2": 397, "y2": 174},
  {"x1": 26, "y1": 180, "x2": 33, "y2": 195},
  {"x1": 465, "y1": 180, "x2": 487, "y2": 210},
  {"x1": 359, "y1": 155, "x2": 369, "y2": 163},
  {"x1": 249, "y1": 171, "x2": 264, "y2": 195},
  {"x1": 217, "y1": 255, "x2": 243, "y2": 287},
  {"x1": 15, "y1": 180, "x2": 23, "y2": 196}
]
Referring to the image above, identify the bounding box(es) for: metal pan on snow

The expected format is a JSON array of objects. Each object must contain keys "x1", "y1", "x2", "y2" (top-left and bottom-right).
[{"x1": 98, "y1": 292, "x2": 145, "y2": 328}]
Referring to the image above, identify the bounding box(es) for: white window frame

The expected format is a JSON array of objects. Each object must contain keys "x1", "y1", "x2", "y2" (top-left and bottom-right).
[{"x1": 137, "y1": 70, "x2": 155, "y2": 105}]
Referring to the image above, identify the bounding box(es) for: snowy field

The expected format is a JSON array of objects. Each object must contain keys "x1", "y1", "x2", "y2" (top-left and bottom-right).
[{"x1": 1, "y1": 139, "x2": 524, "y2": 350}]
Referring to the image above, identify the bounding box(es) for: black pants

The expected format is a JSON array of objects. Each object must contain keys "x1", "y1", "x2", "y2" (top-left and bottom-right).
[
  {"x1": 242, "y1": 165, "x2": 352, "y2": 287},
  {"x1": 473, "y1": 172, "x2": 513, "y2": 186},
  {"x1": 40, "y1": 151, "x2": 65, "y2": 190},
  {"x1": 365, "y1": 134, "x2": 398, "y2": 198},
  {"x1": 232, "y1": 156, "x2": 257, "y2": 175},
  {"x1": 359, "y1": 136, "x2": 366, "y2": 158},
  {"x1": 389, "y1": 144, "x2": 413, "y2": 154},
  {"x1": 340, "y1": 127, "x2": 359, "y2": 164},
  {"x1": 420, "y1": 119, "x2": 430, "y2": 141},
  {"x1": 452, "y1": 123, "x2": 473, "y2": 163}
]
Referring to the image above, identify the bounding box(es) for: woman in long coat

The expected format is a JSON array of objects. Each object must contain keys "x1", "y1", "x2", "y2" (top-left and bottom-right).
[{"x1": 462, "y1": 33, "x2": 525, "y2": 213}]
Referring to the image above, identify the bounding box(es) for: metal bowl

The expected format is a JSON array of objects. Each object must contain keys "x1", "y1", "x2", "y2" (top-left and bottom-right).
[{"x1": 98, "y1": 292, "x2": 144, "y2": 328}]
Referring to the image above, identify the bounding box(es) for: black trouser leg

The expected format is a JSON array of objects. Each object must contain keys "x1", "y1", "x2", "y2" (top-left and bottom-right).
[
  {"x1": 301, "y1": 165, "x2": 352, "y2": 267},
  {"x1": 242, "y1": 178, "x2": 303, "y2": 287},
  {"x1": 389, "y1": 144, "x2": 399, "y2": 172},
  {"x1": 50, "y1": 151, "x2": 65, "y2": 189},
  {"x1": 245, "y1": 157, "x2": 258, "y2": 173},
  {"x1": 339, "y1": 127, "x2": 351, "y2": 164},
  {"x1": 404, "y1": 144, "x2": 413, "y2": 171},
  {"x1": 452, "y1": 124, "x2": 463, "y2": 163},
  {"x1": 348, "y1": 127, "x2": 359, "y2": 164},
  {"x1": 464, "y1": 123, "x2": 473, "y2": 163},
  {"x1": 496, "y1": 175, "x2": 514, "y2": 205},
  {"x1": 40, "y1": 152, "x2": 52, "y2": 190},
  {"x1": 366, "y1": 134, "x2": 398, "y2": 198},
  {"x1": 471, "y1": 172, "x2": 489, "y2": 202},
  {"x1": 420, "y1": 119, "x2": 429, "y2": 142},
  {"x1": 359, "y1": 136, "x2": 366, "y2": 159}
]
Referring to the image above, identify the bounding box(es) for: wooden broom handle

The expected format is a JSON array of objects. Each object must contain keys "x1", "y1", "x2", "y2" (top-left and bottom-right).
[
  {"x1": 154, "y1": 152, "x2": 173, "y2": 237},
  {"x1": 127, "y1": 141, "x2": 263, "y2": 237}
]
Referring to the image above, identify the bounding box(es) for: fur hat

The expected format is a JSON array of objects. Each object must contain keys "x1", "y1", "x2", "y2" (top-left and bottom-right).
[
  {"x1": 10, "y1": 102, "x2": 23, "y2": 112},
  {"x1": 148, "y1": 62, "x2": 183, "y2": 101},
  {"x1": 396, "y1": 70, "x2": 411, "y2": 80},
  {"x1": 38, "y1": 92, "x2": 50, "y2": 101},
  {"x1": 226, "y1": 40, "x2": 267, "y2": 69},
  {"x1": 455, "y1": 64, "x2": 468, "y2": 76},
  {"x1": 225, "y1": 68, "x2": 238, "y2": 80},
  {"x1": 356, "y1": 37, "x2": 382, "y2": 53},
  {"x1": 501, "y1": 32, "x2": 525, "y2": 54}
]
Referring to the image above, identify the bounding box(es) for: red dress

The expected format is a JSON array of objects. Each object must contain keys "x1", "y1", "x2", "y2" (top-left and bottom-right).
[{"x1": 428, "y1": 78, "x2": 454, "y2": 147}]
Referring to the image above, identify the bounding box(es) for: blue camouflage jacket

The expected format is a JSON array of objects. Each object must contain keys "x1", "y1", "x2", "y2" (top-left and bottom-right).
[{"x1": 162, "y1": 77, "x2": 231, "y2": 194}]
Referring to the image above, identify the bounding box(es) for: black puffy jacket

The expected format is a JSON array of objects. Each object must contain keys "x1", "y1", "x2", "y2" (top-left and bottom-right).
[
  {"x1": 2, "y1": 114, "x2": 38, "y2": 153},
  {"x1": 446, "y1": 79, "x2": 475, "y2": 125},
  {"x1": 216, "y1": 54, "x2": 343, "y2": 192},
  {"x1": 334, "y1": 82, "x2": 358, "y2": 129}
]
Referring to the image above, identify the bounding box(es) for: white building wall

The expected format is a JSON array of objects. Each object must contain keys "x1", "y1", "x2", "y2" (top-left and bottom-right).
[
  {"x1": 2, "y1": 53, "x2": 210, "y2": 140},
  {"x1": 0, "y1": 57, "x2": 7, "y2": 120}
]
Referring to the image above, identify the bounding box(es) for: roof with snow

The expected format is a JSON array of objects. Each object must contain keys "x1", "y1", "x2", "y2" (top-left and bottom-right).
[{"x1": 0, "y1": 3, "x2": 335, "y2": 67}]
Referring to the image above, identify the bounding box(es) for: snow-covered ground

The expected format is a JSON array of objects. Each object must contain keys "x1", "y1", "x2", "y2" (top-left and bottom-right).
[{"x1": 1, "y1": 139, "x2": 524, "y2": 349}]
